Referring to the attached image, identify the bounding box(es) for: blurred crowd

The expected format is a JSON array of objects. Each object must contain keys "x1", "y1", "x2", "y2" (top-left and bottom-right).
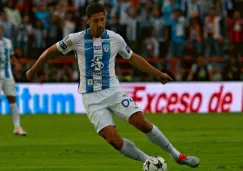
[{"x1": 0, "y1": 0, "x2": 242, "y2": 82}]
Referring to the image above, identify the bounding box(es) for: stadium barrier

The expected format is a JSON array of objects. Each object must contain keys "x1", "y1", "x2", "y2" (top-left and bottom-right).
[
  {"x1": 18, "y1": 57, "x2": 243, "y2": 77},
  {"x1": 0, "y1": 82, "x2": 242, "y2": 114}
]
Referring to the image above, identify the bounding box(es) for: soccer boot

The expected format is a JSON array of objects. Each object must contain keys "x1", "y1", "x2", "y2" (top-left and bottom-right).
[
  {"x1": 14, "y1": 127, "x2": 27, "y2": 136},
  {"x1": 176, "y1": 154, "x2": 199, "y2": 168}
]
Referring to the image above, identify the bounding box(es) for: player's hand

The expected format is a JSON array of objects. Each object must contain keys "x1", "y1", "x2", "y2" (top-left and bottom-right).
[
  {"x1": 26, "y1": 69, "x2": 34, "y2": 81},
  {"x1": 156, "y1": 72, "x2": 172, "y2": 85}
]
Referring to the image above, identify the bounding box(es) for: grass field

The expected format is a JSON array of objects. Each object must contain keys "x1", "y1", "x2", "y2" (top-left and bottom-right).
[{"x1": 0, "y1": 114, "x2": 243, "y2": 171}]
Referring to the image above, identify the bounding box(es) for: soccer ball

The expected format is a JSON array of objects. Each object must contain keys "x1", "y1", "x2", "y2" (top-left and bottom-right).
[{"x1": 143, "y1": 156, "x2": 168, "y2": 171}]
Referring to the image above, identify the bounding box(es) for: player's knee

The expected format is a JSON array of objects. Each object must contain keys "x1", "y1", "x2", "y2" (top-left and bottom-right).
[
  {"x1": 129, "y1": 113, "x2": 152, "y2": 133},
  {"x1": 135, "y1": 120, "x2": 149, "y2": 132},
  {"x1": 140, "y1": 121, "x2": 153, "y2": 133},
  {"x1": 6, "y1": 96, "x2": 16, "y2": 103}
]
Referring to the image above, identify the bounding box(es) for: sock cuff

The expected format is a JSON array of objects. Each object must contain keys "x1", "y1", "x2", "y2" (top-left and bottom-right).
[
  {"x1": 120, "y1": 138, "x2": 126, "y2": 152},
  {"x1": 120, "y1": 138, "x2": 134, "y2": 152},
  {"x1": 146, "y1": 125, "x2": 158, "y2": 137}
]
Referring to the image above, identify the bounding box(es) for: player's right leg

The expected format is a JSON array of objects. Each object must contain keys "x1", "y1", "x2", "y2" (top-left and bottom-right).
[
  {"x1": 107, "y1": 88, "x2": 199, "y2": 168},
  {"x1": 128, "y1": 112, "x2": 199, "y2": 168}
]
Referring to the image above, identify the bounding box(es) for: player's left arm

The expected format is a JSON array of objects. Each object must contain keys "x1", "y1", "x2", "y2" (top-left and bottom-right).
[
  {"x1": 117, "y1": 34, "x2": 172, "y2": 84},
  {"x1": 128, "y1": 53, "x2": 172, "y2": 84}
]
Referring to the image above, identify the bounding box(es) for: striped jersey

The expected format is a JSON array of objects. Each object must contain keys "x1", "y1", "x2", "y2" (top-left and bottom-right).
[
  {"x1": 56, "y1": 29, "x2": 133, "y2": 94},
  {"x1": 0, "y1": 37, "x2": 14, "y2": 79}
]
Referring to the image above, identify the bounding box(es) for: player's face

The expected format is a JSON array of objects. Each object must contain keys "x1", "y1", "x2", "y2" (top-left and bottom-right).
[{"x1": 87, "y1": 12, "x2": 106, "y2": 38}]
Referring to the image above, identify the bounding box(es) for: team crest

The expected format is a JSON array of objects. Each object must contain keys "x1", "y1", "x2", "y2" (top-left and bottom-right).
[{"x1": 103, "y1": 44, "x2": 110, "y2": 52}]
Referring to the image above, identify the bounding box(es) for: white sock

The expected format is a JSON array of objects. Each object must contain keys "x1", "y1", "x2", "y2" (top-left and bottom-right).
[
  {"x1": 119, "y1": 138, "x2": 149, "y2": 162},
  {"x1": 146, "y1": 125, "x2": 180, "y2": 160},
  {"x1": 10, "y1": 103, "x2": 21, "y2": 129}
]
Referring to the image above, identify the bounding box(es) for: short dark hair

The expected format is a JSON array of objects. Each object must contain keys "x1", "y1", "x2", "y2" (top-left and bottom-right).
[{"x1": 86, "y1": 3, "x2": 105, "y2": 19}]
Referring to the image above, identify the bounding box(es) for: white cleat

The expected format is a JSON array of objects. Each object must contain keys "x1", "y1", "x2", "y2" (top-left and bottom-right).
[
  {"x1": 13, "y1": 128, "x2": 27, "y2": 136},
  {"x1": 176, "y1": 154, "x2": 200, "y2": 168}
]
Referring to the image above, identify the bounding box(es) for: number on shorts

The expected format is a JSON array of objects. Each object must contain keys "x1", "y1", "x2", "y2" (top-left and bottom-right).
[{"x1": 121, "y1": 98, "x2": 136, "y2": 108}]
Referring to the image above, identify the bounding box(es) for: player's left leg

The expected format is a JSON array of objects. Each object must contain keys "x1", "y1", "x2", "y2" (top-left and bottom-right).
[
  {"x1": 98, "y1": 125, "x2": 149, "y2": 162},
  {"x1": 129, "y1": 112, "x2": 199, "y2": 168},
  {"x1": 3, "y1": 79, "x2": 26, "y2": 136},
  {"x1": 128, "y1": 112, "x2": 180, "y2": 159}
]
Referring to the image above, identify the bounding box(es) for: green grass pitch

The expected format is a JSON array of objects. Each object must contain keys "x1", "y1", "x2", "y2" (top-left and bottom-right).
[{"x1": 0, "y1": 114, "x2": 243, "y2": 171}]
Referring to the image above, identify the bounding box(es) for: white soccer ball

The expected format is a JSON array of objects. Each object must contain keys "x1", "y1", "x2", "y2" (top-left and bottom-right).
[{"x1": 143, "y1": 156, "x2": 168, "y2": 171}]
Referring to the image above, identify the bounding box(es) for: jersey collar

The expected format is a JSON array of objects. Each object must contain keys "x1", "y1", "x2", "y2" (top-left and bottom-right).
[{"x1": 85, "y1": 28, "x2": 108, "y2": 39}]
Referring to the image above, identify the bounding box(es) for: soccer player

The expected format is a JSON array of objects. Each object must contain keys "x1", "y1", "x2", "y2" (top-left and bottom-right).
[
  {"x1": 0, "y1": 24, "x2": 27, "y2": 136},
  {"x1": 26, "y1": 3, "x2": 199, "y2": 167}
]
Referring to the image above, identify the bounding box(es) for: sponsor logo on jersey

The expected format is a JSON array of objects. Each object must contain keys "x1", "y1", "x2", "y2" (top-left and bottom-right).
[
  {"x1": 94, "y1": 45, "x2": 101, "y2": 50},
  {"x1": 94, "y1": 79, "x2": 102, "y2": 84},
  {"x1": 91, "y1": 56, "x2": 104, "y2": 71}
]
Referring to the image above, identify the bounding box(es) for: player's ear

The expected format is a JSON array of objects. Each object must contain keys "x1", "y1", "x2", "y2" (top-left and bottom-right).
[{"x1": 86, "y1": 18, "x2": 90, "y2": 25}]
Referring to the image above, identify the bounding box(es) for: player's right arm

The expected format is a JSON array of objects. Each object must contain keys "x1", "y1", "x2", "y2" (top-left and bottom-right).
[
  {"x1": 26, "y1": 44, "x2": 61, "y2": 81},
  {"x1": 26, "y1": 33, "x2": 77, "y2": 81}
]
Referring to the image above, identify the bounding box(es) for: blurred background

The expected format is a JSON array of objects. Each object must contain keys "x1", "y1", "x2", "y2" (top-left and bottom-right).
[
  {"x1": 0, "y1": 2, "x2": 243, "y2": 169},
  {"x1": 0, "y1": 0, "x2": 242, "y2": 83}
]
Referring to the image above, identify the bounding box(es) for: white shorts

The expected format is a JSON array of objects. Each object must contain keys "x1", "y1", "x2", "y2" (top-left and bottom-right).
[
  {"x1": 82, "y1": 86, "x2": 142, "y2": 133},
  {"x1": 0, "y1": 78, "x2": 16, "y2": 96}
]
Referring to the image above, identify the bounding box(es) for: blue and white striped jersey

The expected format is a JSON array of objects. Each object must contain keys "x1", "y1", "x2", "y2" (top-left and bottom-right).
[
  {"x1": 56, "y1": 29, "x2": 133, "y2": 94},
  {"x1": 0, "y1": 37, "x2": 14, "y2": 79}
]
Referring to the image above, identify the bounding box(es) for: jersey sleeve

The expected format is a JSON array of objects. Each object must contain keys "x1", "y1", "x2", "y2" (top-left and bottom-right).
[
  {"x1": 56, "y1": 34, "x2": 76, "y2": 55},
  {"x1": 117, "y1": 34, "x2": 133, "y2": 60}
]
